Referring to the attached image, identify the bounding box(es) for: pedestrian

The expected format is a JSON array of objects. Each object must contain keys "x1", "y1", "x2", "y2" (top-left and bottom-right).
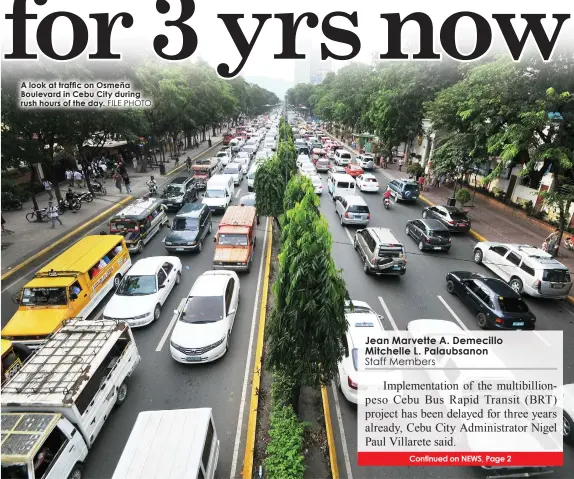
[
  {"x1": 544, "y1": 229, "x2": 560, "y2": 257},
  {"x1": 65, "y1": 168, "x2": 74, "y2": 187},
  {"x1": 174, "y1": 155, "x2": 179, "y2": 167},
  {"x1": 132, "y1": 157, "x2": 138, "y2": 171},
  {"x1": 99, "y1": 160, "x2": 107, "y2": 182},
  {"x1": 398, "y1": 157, "x2": 404, "y2": 171},
  {"x1": 418, "y1": 174, "x2": 425, "y2": 191},
  {"x1": 74, "y1": 170, "x2": 83, "y2": 188},
  {"x1": 47, "y1": 201, "x2": 63, "y2": 229},
  {"x1": 123, "y1": 173, "x2": 132, "y2": 194},
  {"x1": 41, "y1": 178, "x2": 53, "y2": 199},
  {"x1": 113, "y1": 171, "x2": 123, "y2": 193}
]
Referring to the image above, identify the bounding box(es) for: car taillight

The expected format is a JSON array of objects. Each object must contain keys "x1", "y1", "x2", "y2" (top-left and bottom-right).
[
  {"x1": 372, "y1": 257, "x2": 377, "y2": 264},
  {"x1": 425, "y1": 237, "x2": 430, "y2": 243},
  {"x1": 348, "y1": 376, "x2": 358, "y2": 390},
  {"x1": 448, "y1": 220, "x2": 455, "y2": 225},
  {"x1": 495, "y1": 318, "x2": 504, "y2": 325},
  {"x1": 532, "y1": 279, "x2": 541, "y2": 291},
  {"x1": 367, "y1": 213, "x2": 371, "y2": 219},
  {"x1": 345, "y1": 212, "x2": 349, "y2": 218}
]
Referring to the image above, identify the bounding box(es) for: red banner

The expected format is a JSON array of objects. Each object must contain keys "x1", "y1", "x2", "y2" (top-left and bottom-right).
[{"x1": 358, "y1": 452, "x2": 563, "y2": 467}]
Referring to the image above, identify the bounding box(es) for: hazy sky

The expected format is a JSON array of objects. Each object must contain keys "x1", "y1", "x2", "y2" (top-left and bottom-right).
[{"x1": 2, "y1": 0, "x2": 573, "y2": 82}]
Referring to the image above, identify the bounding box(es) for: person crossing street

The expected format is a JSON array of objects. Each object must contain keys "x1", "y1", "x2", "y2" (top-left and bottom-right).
[{"x1": 47, "y1": 201, "x2": 63, "y2": 228}]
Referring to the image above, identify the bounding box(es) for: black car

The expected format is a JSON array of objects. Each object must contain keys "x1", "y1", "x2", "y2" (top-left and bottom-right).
[
  {"x1": 161, "y1": 176, "x2": 198, "y2": 210},
  {"x1": 164, "y1": 203, "x2": 212, "y2": 253},
  {"x1": 422, "y1": 205, "x2": 471, "y2": 232},
  {"x1": 405, "y1": 219, "x2": 451, "y2": 251},
  {"x1": 445, "y1": 271, "x2": 536, "y2": 330}
]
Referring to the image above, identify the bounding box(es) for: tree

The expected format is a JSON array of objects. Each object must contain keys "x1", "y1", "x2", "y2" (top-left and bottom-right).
[
  {"x1": 254, "y1": 156, "x2": 286, "y2": 223},
  {"x1": 267, "y1": 186, "x2": 349, "y2": 411},
  {"x1": 286, "y1": 83, "x2": 315, "y2": 109}
]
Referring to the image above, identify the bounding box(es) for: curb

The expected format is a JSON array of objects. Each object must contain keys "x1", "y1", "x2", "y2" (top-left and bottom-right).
[
  {"x1": 242, "y1": 219, "x2": 273, "y2": 479},
  {"x1": 1, "y1": 196, "x2": 134, "y2": 281},
  {"x1": 419, "y1": 193, "x2": 574, "y2": 303},
  {"x1": 166, "y1": 140, "x2": 223, "y2": 176},
  {"x1": 321, "y1": 385, "x2": 340, "y2": 479}
]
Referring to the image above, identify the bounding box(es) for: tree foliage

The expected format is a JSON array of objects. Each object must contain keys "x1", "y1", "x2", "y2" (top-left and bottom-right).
[
  {"x1": 286, "y1": 83, "x2": 315, "y2": 108},
  {"x1": 254, "y1": 156, "x2": 286, "y2": 219}
]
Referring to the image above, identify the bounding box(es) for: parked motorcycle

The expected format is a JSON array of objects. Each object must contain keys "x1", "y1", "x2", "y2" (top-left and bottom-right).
[
  {"x1": 75, "y1": 191, "x2": 93, "y2": 203},
  {"x1": 1, "y1": 193, "x2": 23, "y2": 211},
  {"x1": 59, "y1": 197, "x2": 82, "y2": 212},
  {"x1": 90, "y1": 180, "x2": 107, "y2": 196},
  {"x1": 383, "y1": 197, "x2": 391, "y2": 210}
]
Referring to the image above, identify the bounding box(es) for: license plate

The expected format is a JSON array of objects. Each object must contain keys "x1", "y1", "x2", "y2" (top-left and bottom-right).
[
  {"x1": 354, "y1": 215, "x2": 362, "y2": 219},
  {"x1": 434, "y1": 246, "x2": 442, "y2": 250},
  {"x1": 551, "y1": 284, "x2": 563, "y2": 289},
  {"x1": 176, "y1": 248, "x2": 185, "y2": 251},
  {"x1": 512, "y1": 322, "x2": 524, "y2": 327},
  {"x1": 393, "y1": 266, "x2": 401, "y2": 270},
  {"x1": 185, "y1": 357, "x2": 202, "y2": 362}
]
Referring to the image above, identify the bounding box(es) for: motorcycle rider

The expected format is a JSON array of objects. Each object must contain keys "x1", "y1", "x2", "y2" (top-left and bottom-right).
[
  {"x1": 65, "y1": 187, "x2": 78, "y2": 213},
  {"x1": 146, "y1": 175, "x2": 158, "y2": 194},
  {"x1": 186, "y1": 156, "x2": 192, "y2": 172}
]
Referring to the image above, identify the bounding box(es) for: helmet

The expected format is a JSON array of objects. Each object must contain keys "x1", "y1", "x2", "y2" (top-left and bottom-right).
[{"x1": 150, "y1": 176, "x2": 155, "y2": 180}]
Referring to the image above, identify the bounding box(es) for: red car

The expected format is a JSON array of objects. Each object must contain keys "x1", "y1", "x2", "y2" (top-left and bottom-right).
[{"x1": 345, "y1": 164, "x2": 364, "y2": 177}]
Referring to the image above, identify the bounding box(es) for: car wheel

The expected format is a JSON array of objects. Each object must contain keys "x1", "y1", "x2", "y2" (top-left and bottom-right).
[
  {"x1": 208, "y1": 222, "x2": 212, "y2": 234},
  {"x1": 422, "y1": 210, "x2": 427, "y2": 219},
  {"x1": 137, "y1": 241, "x2": 144, "y2": 253},
  {"x1": 363, "y1": 259, "x2": 370, "y2": 275},
  {"x1": 113, "y1": 274, "x2": 122, "y2": 289},
  {"x1": 154, "y1": 304, "x2": 161, "y2": 321},
  {"x1": 335, "y1": 373, "x2": 342, "y2": 391},
  {"x1": 115, "y1": 382, "x2": 128, "y2": 406},
  {"x1": 446, "y1": 280, "x2": 455, "y2": 294},
  {"x1": 340, "y1": 215, "x2": 344, "y2": 225},
  {"x1": 405, "y1": 225, "x2": 410, "y2": 236},
  {"x1": 509, "y1": 277, "x2": 523, "y2": 294},
  {"x1": 354, "y1": 238, "x2": 358, "y2": 250},
  {"x1": 473, "y1": 249, "x2": 483, "y2": 264},
  {"x1": 198, "y1": 241, "x2": 203, "y2": 253},
  {"x1": 476, "y1": 312, "x2": 488, "y2": 329},
  {"x1": 564, "y1": 411, "x2": 574, "y2": 443},
  {"x1": 225, "y1": 332, "x2": 231, "y2": 353},
  {"x1": 175, "y1": 272, "x2": 181, "y2": 286},
  {"x1": 67, "y1": 465, "x2": 83, "y2": 479},
  {"x1": 418, "y1": 241, "x2": 424, "y2": 251}
]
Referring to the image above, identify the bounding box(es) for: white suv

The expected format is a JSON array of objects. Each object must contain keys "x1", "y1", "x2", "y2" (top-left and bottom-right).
[
  {"x1": 337, "y1": 301, "x2": 400, "y2": 404},
  {"x1": 473, "y1": 242, "x2": 572, "y2": 298},
  {"x1": 356, "y1": 154, "x2": 374, "y2": 170}
]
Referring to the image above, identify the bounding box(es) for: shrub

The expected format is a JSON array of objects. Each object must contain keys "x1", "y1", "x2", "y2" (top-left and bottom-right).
[
  {"x1": 455, "y1": 188, "x2": 472, "y2": 206},
  {"x1": 406, "y1": 163, "x2": 423, "y2": 178},
  {"x1": 492, "y1": 187, "x2": 505, "y2": 200},
  {"x1": 265, "y1": 405, "x2": 308, "y2": 479},
  {"x1": 522, "y1": 200, "x2": 534, "y2": 216}
]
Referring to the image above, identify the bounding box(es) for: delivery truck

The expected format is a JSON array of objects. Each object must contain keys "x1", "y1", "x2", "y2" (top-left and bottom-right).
[
  {"x1": 112, "y1": 408, "x2": 219, "y2": 479},
  {"x1": 1, "y1": 319, "x2": 141, "y2": 479},
  {"x1": 213, "y1": 205, "x2": 257, "y2": 272}
]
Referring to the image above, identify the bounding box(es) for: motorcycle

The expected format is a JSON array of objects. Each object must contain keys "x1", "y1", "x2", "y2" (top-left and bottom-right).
[
  {"x1": 1, "y1": 193, "x2": 23, "y2": 211},
  {"x1": 148, "y1": 183, "x2": 158, "y2": 196},
  {"x1": 75, "y1": 191, "x2": 93, "y2": 203},
  {"x1": 59, "y1": 197, "x2": 82, "y2": 212},
  {"x1": 383, "y1": 197, "x2": 391, "y2": 210},
  {"x1": 90, "y1": 180, "x2": 107, "y2": 196}
]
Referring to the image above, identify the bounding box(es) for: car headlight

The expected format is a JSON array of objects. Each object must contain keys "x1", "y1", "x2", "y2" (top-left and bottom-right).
[
  {"x1": 187, "y1": 241, "x2": 197, "y2": 246},
  {"x1": 166, "y1": 242, "x2": 173, "y2": 246},
  {"x1": 133, "y1": 313, "x2": 150, "y2": 320},
  {"x1": 170, "y1": 339, "x2": 181, "y2": 349}
]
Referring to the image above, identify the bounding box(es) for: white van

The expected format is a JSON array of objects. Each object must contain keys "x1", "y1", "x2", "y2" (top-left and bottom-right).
[
  {"x1": 334, "y1": 149, "x2": 352, "y2": 166},
  {"x1": 328, "y1": 172, "x2": 356, "y2": 200},
  {"x1": 112, "y1": 408, "x2": 219, "y2": 479},
  {"x1": 202, "y1": 175, "x2": 234, "y2": 214},
  {"x1": 247, "y1": 164, "x2": 259, "y2": 192}
]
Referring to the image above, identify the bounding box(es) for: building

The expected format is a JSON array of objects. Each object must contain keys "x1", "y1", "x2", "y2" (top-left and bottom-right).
[{"x1": 293, "y1": 38, "x2": 332, "y2": 86}]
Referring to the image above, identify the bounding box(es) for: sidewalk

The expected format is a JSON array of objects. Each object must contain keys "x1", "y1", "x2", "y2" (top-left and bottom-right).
[
  {"x1": 324, "y1": 130, "x2": 574, "y2": 273},
  {"x1": 1, "y1": 137, "x2": 222, "y2": 277}
]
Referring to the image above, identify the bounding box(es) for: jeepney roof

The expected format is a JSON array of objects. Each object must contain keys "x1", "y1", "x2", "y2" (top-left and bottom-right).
[
  {"x1": 1, "y1": 412, "x2": 61, "y2": 464},
  {"x1": 220, "y1": 206, "x2": 256, "y2": 228},
  {"x1": 111, "y1": 198, "x2": 164, "y2": 221},
  {"x1": 25, "y1": 276, "x2": 76, "y2": 289},
  {"x1": 1, "y1": 338, "x2": 13, "y2": 356},
  {"x1": 1, "y1": 320, "x2": 130, "y2": 408},
  {"x1": 35, "y1": 235, "x2": 123, "y2": 278}
]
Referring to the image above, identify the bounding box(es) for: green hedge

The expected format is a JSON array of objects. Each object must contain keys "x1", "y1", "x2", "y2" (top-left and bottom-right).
[{"x1": 265, "y1": 372, "x2": 308, "y2": 479}]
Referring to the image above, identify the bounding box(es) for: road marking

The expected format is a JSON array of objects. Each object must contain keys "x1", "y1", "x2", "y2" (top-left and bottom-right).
[
  {"x1": 233, "y1": 218, "x2": 270, "y2": 479},
  {"x1": 1, "y1": 196, "x2": 133, "y2": 283},
  {"x1": 234, "y1": 188, "x2": 242, "y2": 199},
  {"x1": 437, "y1": 295, "x2": 469, "y2": 331},
  {"x1": 343, "y1": 226, "x2": 354, "y2": 245},
  {"x1": 155, "y1": 298, "x2": 186, "y2": 352},
  {"x1": 377, "y1": 296, "x2": 399, "y2": 331},
  {"x1": 1, "y1": 196, "x2": 134, "y2": 292},
  {"x1": 330, "y1": 380, "x2": 354, "y2": 479}
]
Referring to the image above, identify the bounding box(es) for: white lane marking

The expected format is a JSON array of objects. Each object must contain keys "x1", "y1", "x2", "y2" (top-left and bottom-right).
[
  {"x1": 377, "y1": 296, "x2": 399, "y2": 332},
  {"x1": 234, "y1": 188, "x2": 242, "y2": 199},
  {"x1": 155, "y1": 298, "x2": 185, "y2": 352},
  {"x1": 162, "y1": 237, "x2": 166, "y2": 243},
  {"x1": 343, "y1": 226, "x2": 354, "y2": 245},
  {"x1": 437, "y1": 295, "x2": 469, "y2": 331},
  {"x1": 230, "y1": 217, "x2": 269, "y2": 478},
  {"x1": 560, "y1": 303, "x2": 574, "y2": 317},
  {"x1": 330, "y1": 380, "x2": 354, "y2": 479}
]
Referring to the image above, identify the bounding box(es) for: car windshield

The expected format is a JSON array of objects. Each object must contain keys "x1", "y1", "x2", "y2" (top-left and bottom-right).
[
  {"x1": 311, "y1": 177, "x2": 321, "y2": 185},
  {"x1": 348, "y1": 205, "x2": 369, "y2": 213},
  {"x1": 116, "y1": 275, "x2": 156, "y2": 295},
  {"x1": 497, "y1": 297, "x2": 529, "y2": 313},
  {"x1": 205, "y1": 189, "x2": 226, "y2": 198},
  {"x1": 173, "y1": 218, "x2": 199, "y2": 231},
  {"x1": 218, "y1": 233, "x2": 249, "y2": 246},
  {"x1": 429, "y1": 230, "x2": 450, "y2": 238},
  {"x1": 404, "y1": 184, "x2": 419, "y2": 192},
  {"x1": 450, "y1": 212, "x2": 468, "y2": 220},
  {"x1": 340, "y1": 153, "x2": 351, "y2": 159},
  {"x1": 543, "y1": 269, "x2": 570, "y2": 283},
  {"x1": 180, "y1": 296, "x2": 224, "y2": 324},
  {"x1": 224, "y1": 166, "x2": 239, "y2": 174},
  {"x1": 110, "y1": 220, "x2": 137, "y2": 231},
  {"x1": 21, "y1": 287, "x2": 67, "y2": 306},
  {"x1": 165, "y1": 185, "x2": 184, "y2": 196},
  {"x1": 365, "y1": 177, "x2": 377, "y2": 182}
]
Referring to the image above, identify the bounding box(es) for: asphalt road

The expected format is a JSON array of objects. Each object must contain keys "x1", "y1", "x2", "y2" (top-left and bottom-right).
[
  {"x1": 1, "y1": 160, "x2": 267, "y2": 479},
  {"x1": 319, "y1": 153, "x2": 574, "y2": 479}
]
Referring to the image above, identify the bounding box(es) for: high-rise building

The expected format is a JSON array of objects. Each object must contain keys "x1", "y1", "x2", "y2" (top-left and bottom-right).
[{"x1": 293, "y1": 43, "x2": 332, "y2": 86}]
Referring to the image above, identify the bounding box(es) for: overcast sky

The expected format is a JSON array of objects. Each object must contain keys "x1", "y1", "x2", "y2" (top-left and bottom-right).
[{"x1": 2, "y1": 0, "x2": 573, "y2": 82}]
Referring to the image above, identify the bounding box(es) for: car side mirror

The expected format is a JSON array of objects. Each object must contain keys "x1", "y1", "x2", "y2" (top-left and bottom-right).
[
  {"x1": 159, "y1": 284, "x2": 166, "y2": 289},
  {"x1": 70, "y1": 293, "x2": 78, "y2": 300},
  {"x1": 228, "y1": 308, "x2": 236, "y2": 316}
]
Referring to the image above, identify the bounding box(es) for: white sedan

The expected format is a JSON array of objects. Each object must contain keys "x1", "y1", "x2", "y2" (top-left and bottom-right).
[
  {"x1": 309, "y1": 175, "x2": 323, "y2": 195},
  {"x1": 103, "y1": 256, "x2": 182, "y2": 327},
  {"x1": 356, "y1": 173, "x2": 380, "y2": 192},
  {"x1": 299, "y1": 163, "x2": 316, "y2": 176},
  {"x1": 170, "y1": 270, "x2": 240, "y2": 364}
]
